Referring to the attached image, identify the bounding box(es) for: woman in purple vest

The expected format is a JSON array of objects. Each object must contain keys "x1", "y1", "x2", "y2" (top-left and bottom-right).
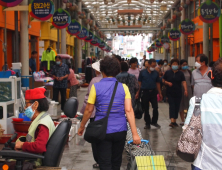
[{"x1": 78, "y1": 56, "x2": 141, "y2": 170}]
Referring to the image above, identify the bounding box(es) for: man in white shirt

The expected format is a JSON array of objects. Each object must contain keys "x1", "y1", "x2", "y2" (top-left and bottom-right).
[{"x1": 140, "y1": 55, "x2": 146, "y2": 70}]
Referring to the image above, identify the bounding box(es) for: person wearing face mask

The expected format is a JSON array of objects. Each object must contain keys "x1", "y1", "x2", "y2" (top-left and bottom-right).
[
  {"x1": 80, "y1": 60, "x2": 102, "y2": 169},
  {"x1": 161, "y1": 59, "x2": 170, "y2": 75},
  {"x1": 14, "y1": 88, "x2": 55, "y2": 167},
  {"x1": 179, "y1": 59, "x2": 193, "y2": 126},
  {"x1": 162, "y1": 59, "x2": 188, "y2": 127},
  {"x1": 136, "y1": 59, "x2": 163, "y2": 129},
  {"x1": 191, "y1": 54, "x2": 212, "y2": 98},
  {"x1": 51, "y1": 56, "x2": 70, "y2": 111},
  {"x1": 155, "y1": 60, "x2": 164, "y2": 75}
]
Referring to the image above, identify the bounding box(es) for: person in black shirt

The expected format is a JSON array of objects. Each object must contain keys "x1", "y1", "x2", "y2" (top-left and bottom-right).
[
  {"x1": 29, "y1": 51, "x2": 37, "y2": 74},
  {"x1": 162, "y1": 59, "x2": 187, "y2": 128},
  {"x1": 136, "y1": 59, "x2": 163, "y2": 129},
  {"x1": 51, "y1": 56, "x2": 70, "y2": 111}
]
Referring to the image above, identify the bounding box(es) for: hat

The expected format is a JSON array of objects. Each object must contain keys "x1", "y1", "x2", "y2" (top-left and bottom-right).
[
  {"x1": 25, "y1": 88, "x2": 46, "y2": 100},
  {"x1": 92, "y1": 60, "x2": 100, "y2": 72}
]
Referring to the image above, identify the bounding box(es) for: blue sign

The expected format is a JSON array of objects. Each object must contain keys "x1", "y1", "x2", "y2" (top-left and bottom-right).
[
  {"x1": 85, "y1": 31, "x2": 94, "y2": 42},
  {"x1": 76, "y1": 27, "x2": 88, "y2": 40},
  {"x1": 67, "y1": 19, "x2": 82, "y2": 36}
]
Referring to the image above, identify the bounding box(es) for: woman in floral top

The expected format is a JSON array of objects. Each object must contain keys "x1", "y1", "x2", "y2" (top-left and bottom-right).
[{"x1": 116, "y1": 62, "x2": 139, "y2": 109}]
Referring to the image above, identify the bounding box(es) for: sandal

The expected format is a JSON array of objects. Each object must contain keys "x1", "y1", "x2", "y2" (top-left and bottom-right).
[{"x1": 93, "y1": 163, "x2": 99, "y2": 169}]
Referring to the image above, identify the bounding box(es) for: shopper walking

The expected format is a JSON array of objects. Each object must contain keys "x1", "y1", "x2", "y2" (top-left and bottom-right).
[
  {"x1": 136, "y1": 59, "x2": 163, "y2": 129},
  {"x1": 128, "y1": 57, "x2": 140, "y2": 80},
  {"x1": 155, "y1": 60, "x2": 164, "y2": 75},
  {"x1": 161, "y1": 59, "x2": 170, "y2": 75},
  {"x1": 67, "y1": 63, "x2": 79, "y2": 98},
  {"x1": 117, "y1": 62, "x2": 139, "y2": 109},
  {"x1": 29, "y1": 51, "x2": 37, "y2": 74},
  {"x1": 140, "y1": 55, "x2": 146, "y2": 70},
  {"x1": 163, "y1": 59, "x2": 187, "y2": 127},
  {"x1": 78, "y1": 56, "x2": 141, "y2": 170},
  {"x1": 80, "y1": 60, "x2": 102, "y2": 169},
  {"x1": 184, "y1": 58, "x2": 222, "y2": 170},
  {"x1": 51, "y1": 56, "x2": 70, "y2": 111},
  {"x1": 192, "y1": 54, "x2": 212, "y2": 98},
  {"x1": 179, "y1": 59, "x2": 192, "y2": 125}
]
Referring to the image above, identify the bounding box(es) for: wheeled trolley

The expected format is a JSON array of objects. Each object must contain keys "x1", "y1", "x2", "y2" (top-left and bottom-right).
[{"x1": 126, "y1": 140, "x2": 176, "y2": 170}]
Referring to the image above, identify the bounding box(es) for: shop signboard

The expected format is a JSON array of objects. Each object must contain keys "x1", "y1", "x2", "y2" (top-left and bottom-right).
[
  {"x1": 76, "y1": 26, "x2": 88, "y2": 40},
  {"x1": 29, "y1": 0, "x2": 54, "y2": 21},
  {"x1": 198, "y1": 0, "x2": 221, "y2": 23},
  {"x1": 155, "y1": 39, "x2": 163, "y2": 48},
  {"x1": 90, "y1": 36, "x2": 100, "y2": 46},
  {"x1": 168, "y1": 28, "x2": 181, "y2": 41},
  {"x1": 67, "y1": 19, "x2": 81, "y2": 36},
  {"x1": 52, "y1": 8, "x2": 71, "y2": 29},
  {"x1": 99, "y1": 41, "x2": 105, "y2": 49},
  {"x1": 84, "y1": 31, "x2": 94, "y2": 42},
  {"x1": 179, "y1": 19, "x2": 195, "y2": 35},
  {"x1": 0, "y1": 0, "x2": 22, "y2": 7},
  {"x1": 151, "y1": 43, "x2": 156, "y2": 50},
  {"x1": 160, "y1": 35, "x2": 169, "y2": 44},
  {"x1": 163, "y1": 43, "x2": 170, "y2": 49}
]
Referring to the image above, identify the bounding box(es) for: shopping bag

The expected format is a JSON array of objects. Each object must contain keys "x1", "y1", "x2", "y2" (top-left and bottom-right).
[{"x1": 134, "y1": 99, "x2": 143, "y2": 119}]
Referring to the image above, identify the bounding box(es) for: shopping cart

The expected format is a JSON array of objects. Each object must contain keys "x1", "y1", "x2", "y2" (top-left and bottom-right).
[{"x1": 127, "y1": 140, "x2": 176, "y2": 170}]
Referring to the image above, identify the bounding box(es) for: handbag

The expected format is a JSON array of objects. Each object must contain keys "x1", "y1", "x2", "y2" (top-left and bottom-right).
[
  {"x1": 176, "y1": 97, "x2": 202, "y2": 162},
  {"x1": 84, "y1": 81, "x2": 118, "y2": 143}
]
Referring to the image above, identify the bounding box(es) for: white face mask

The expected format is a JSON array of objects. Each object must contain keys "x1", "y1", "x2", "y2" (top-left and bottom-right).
[
  {"x1": 150, "y1": 67, "x2": 155, "y2": 71},
  {"x1": 195, "y1": 62, "x2": 201, "y2": 69}
]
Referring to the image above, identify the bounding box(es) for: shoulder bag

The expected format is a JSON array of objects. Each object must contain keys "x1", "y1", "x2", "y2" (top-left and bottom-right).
[
  {"x1": 84, "y1": 81, "x2": 118, "y2": 143},
  {"x1": 176, "y1": 97, "x2": 202, "y2": 162}
]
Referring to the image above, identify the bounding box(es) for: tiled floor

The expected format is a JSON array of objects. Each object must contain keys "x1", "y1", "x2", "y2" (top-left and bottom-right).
[{"x1": 59, "y1": 90, "x2": 191, "y2": 170}]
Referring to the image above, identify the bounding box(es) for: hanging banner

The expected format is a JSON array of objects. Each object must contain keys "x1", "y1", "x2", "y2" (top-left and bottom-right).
[
  {"x1": 168, "y1": 28, "x2": 181, "y2": 41},
  {"x1": 84, "y1": 31, "x2": 94, "y2": 42},
  {"x1": 151, "y1": 43, "x2": 156, "y2": 50},
  {"x1": 67, "y1": 19, "x2": 81, "y2": 36},
  {"x1": 179, "y1": 19, "x2": 195, "y2": 35},
  {"x1": 99, "y1": 41, "x2": 106, "y2": 49},
  {"x1": 52, "y1": 8, "x2": 71, "y2": 29},
  {"x1": 0, "y1": 0, "x2": 22, "y2": 7},
  {"x1": 76, "y1": 27, "x2": 88, "y2": 40},
  {"x1": 198, "y1": 0, "x2": 221, "y2": 23},
  {"x1": 29, "y1": 0, "x2": 54, "y2": 21},
  {"x1": 147, "y1": 47, "x2": 153, "y2": 52},
  {"x1": 155, "y1": 40, "x2": 163, "y2": 48},
  {"x1": 163, "y1": 43, "x2": 170, "y2": 49},
  {"x1": 90, "y1": 36, "x2": 100, "y2": 46},
  {"x1": 160, "y1": 35, "x2": 170, "y2": 44}
]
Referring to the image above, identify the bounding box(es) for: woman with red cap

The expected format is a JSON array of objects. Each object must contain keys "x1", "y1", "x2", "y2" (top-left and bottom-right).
[{"x1": 14, "y1": 88, "x2": 56, "y2": 167}]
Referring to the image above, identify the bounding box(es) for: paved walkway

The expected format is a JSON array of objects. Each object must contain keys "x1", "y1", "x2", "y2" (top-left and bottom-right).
[{"x1": 59, "y1": 90, "x2": 191, "y2": 170}]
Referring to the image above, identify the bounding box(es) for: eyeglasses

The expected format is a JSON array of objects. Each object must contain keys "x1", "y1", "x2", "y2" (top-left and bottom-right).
[{"x1": 207, "y1": 70, "x2": 214, "y2": 80}]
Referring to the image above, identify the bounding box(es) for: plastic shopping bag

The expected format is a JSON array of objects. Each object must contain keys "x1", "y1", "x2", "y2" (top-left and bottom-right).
[{"x1": 134, "y1": 99, "x2": 143, "y2": 119}]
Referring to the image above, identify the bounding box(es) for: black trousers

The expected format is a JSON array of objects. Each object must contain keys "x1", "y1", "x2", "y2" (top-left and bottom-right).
[
  {"x1": 53, "y1": 87, "x2": 66, "y2": 111},
  {"x1": 168, "y1": 96, "x2": 182, "y2": 119},
  {"x1": 90, "y1": 118, "x2": 98, "y2": 164},
  {"x1": 141, "y1": 89, "x2": 159, "y2": 125},
  {"x1": 96, "y1": 131, "x2": 127, "y2": 170}
]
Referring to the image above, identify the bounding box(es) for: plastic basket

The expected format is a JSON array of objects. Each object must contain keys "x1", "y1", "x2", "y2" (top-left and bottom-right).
[
  {"x1": 0, "y1": 71, "x2": 12, "y2": 78},
  {"x1": 127, "y1": 140, "x2": 176, "y2": 170}
]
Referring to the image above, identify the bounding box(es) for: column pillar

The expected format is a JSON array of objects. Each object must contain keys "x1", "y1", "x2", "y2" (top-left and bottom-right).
[
  {"x1": 61, "y1": 29, "x2": 66, "y2": 54},
  {"x1": 20, "y1": 0, "x2": 29, "y2": 76},
  {"x1": 181, "y1": 0, "x2": 185, "y2": 59},
  {"x1": 163, "y1": 20, "x2": 166, "y2": 59},
  {"x1": 203, "y1": 0, "x2": 209, "y2": 56},
  {"x1": 87, "y1": 13, "x2": 91, "y2": 58},
  {"x1": 170, "y1": 9, "x2": 174, "y2": 58},
  {"x1": 77, "y1": 1, "x2": 82, "y2": 73}
]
